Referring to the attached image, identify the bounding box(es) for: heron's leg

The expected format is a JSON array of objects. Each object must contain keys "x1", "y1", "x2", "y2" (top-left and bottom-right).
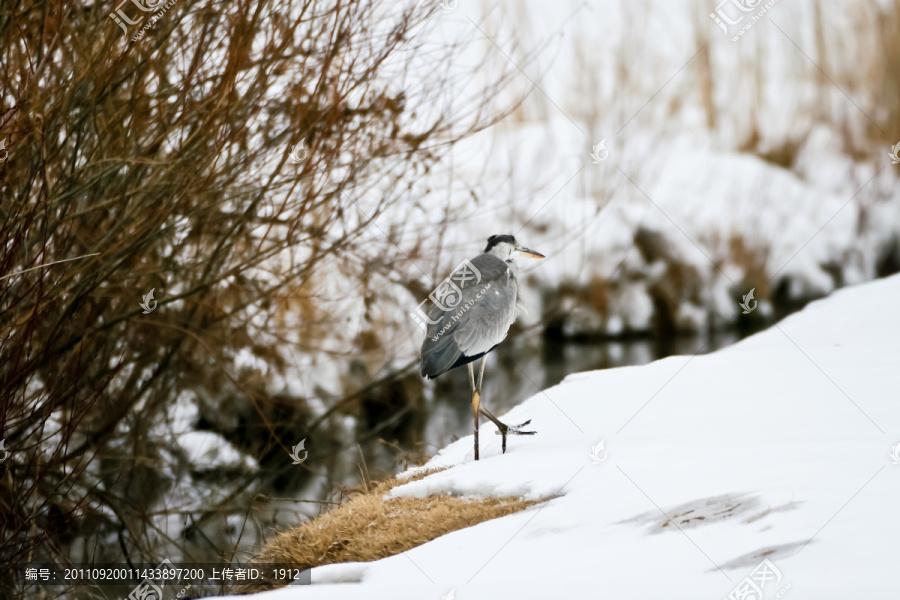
[
  {"x1": 474, "y1": 355, "x2": 506, "y2": 452},
  {"x1": 476, "y1": 354, "x2": 487, "y2": 392},
  {"x1": 469, "y1": 361, "x2": 479, "y2": 461},
  {"x1": 473, "y1": 356, "x2": 536, "y2": 453}
]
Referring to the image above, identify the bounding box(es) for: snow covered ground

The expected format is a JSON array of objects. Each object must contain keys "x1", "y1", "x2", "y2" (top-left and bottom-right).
[{"x1": 220, "y1": 273, "x2": 900, "y2": 599}]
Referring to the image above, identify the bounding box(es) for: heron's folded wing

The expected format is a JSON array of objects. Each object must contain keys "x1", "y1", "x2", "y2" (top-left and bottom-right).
[
  {"x1": 418, "y1": 254, "x2": 517, "y2": 377},
  {"x1": 452, "y1": 256, "x2": 518, "y2": 356}
]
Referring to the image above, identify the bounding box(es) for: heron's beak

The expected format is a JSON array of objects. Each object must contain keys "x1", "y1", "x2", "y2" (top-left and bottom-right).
[{"x1": 516, "y1": 247, "x2": 545, "y2": 259}]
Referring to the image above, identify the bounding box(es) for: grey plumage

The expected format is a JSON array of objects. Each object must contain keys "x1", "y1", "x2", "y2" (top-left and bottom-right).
[{"x1": 419, "y1": 253, "x2": 518, "y2": 379}]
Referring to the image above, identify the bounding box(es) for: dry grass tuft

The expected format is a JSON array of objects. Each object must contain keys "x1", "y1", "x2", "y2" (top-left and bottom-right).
[{"x1": 237, "y1": 469, "x2": 544, "y2": 592}]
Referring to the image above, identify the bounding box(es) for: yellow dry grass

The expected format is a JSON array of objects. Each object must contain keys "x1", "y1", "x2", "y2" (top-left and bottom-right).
[{"x1": 236, "y1": 469, "x2": 544, "y2": 592}]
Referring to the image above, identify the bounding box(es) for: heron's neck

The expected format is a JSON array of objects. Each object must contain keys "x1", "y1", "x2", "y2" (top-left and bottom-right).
[
  {"x1": 486, "y1": 248, "x2": 519, "y2": 276},
  {"x1": 504, "y1": 258, "x2": 520, "y2": 277}
]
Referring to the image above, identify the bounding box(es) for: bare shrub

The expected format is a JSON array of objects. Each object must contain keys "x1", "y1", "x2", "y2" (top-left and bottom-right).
[{"x1": 0, "y1": 0, "x2": 522, "y2": 591}]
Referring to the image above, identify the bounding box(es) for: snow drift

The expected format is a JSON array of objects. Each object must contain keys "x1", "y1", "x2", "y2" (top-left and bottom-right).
[{"x1": 224, "y1": 273, "x2": 900, "y2": 599}]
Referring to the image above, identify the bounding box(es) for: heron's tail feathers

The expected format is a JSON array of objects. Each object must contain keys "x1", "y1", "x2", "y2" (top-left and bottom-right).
[{"x1": 419, "y1": 333, "x2": 462, "y2": 379}]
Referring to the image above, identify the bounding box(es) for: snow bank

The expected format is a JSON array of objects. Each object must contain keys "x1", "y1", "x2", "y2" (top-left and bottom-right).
[{"x1": 218, "y1": 273, "x2": 900, "y2": 599}]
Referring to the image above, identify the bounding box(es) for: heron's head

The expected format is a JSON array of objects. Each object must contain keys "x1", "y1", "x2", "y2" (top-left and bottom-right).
[{"x1": 484, "y1": 234, "x2": 545, "y2": 261}]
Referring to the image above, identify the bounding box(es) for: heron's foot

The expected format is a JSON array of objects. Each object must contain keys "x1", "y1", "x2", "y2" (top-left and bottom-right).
[
  {"x1": 493, "y1": 419, "x2": 536, "y2": 454},
  {"x1": 494, "y1": 419, "x2": 537, "y2": 436}
]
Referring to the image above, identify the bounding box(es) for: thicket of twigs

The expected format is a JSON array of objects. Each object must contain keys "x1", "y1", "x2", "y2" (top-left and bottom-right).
[{"x1": 0, "y1": 0, "x2": 519, "y2": 594}]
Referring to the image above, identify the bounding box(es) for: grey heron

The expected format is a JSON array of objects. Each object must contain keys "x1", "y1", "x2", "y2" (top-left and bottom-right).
[{"x1": 419, "y1": 234, "x2": 545, "y2": 460}]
